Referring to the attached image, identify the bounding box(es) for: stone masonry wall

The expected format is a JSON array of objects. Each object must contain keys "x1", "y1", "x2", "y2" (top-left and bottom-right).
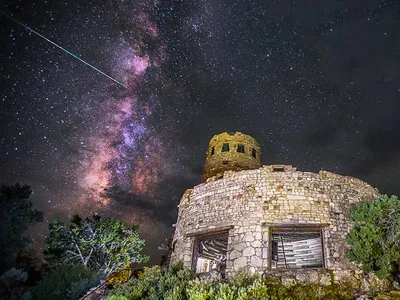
[
  {"x1": 170, "y1": 165, "x2": 379, "y2": 278},
  {"x1": 202, "y1": 132, "x2": 261, "y2": 182}
]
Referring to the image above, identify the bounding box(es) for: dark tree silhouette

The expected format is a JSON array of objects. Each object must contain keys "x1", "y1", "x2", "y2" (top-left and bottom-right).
[{"x1": 0, "y1": 183, "x2": 43, "y2": 272}]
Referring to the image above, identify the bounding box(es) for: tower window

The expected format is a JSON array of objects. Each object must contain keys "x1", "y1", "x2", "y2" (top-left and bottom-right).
[
  {"x1": 252, "y1": 148, "x2": 257, "y2": 158},
  {"x1": 237, "y1": 144, "x2": 245, "y2": 153},
  {"x1": 210, "y1": 146, "x2": 215, "y2": 156},
  {"x1": 221, "y1": 143, "x2": 230, "y2": 152}
]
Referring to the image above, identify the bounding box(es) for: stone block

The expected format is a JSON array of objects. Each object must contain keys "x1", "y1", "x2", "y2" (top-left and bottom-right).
[
  {"x1": 234, "y1": 257, "x2": 248, "y2": 271},
  {"x1": 251, "y1": 256, "x2": 263, "y2": 267},
  {"x1": 242, "y1": 246, "x2": 255, "y2": 256},
  {"x1": 281, "y1": 277, "x2": 297, "y2": 286},
  {"x1": 243, "y1": 232, "x2": 255, "y2": 242},
  {"x1": 229, "y1": 250, "x2": 241, "y2": 260}
]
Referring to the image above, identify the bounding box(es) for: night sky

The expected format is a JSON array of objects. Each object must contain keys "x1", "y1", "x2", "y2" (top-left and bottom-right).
[{"x1": 1, "y1": 0, "x2": 399, "y2": 262}]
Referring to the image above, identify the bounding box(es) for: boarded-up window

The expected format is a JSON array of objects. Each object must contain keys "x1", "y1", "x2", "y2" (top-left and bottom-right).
[
  {"x1": 193, "y1": 233, "x2": 228, "y2": 275},
  {"x1": 237, "y1": 144, "x2": 245, "y2": 153},
  {"x1": 221, "y1": 143, "x2": 230, "y2": 152},
  {"x1": 270, "y1": 230, "x2": 324, "y2": 269}
]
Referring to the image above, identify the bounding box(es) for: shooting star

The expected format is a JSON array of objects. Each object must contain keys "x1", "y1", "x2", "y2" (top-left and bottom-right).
[{"x1": 0, "y1": 11, "x2": 128, "y2": 88}]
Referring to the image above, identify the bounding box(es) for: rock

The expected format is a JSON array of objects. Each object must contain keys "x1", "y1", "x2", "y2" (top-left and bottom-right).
[
  {"x1": 319, "y1": 273, "x2": 332, "y2": 286},
  {"x1": 251, "y1": 240, "x2": 262, "y2": 248},
  {"x1": 229, "y1": 250, "x2": 241, "y2": 260},
  {"x1": 242, "y1": 246, "x2": 255, "y2": 256},
  {"x1": 234, "y1": 242, "x2": 246, "y2": 252},
  {"x1": 251, "y1": 256, "x2": 263, "y2": 268},
  {"x1": 282, "y1": 277, "x2": 297, "y2": 286},
  {"x1": 234, "y1": 257, "x2": 247, "y2": 271},
  {"x1": 296, "y1": 270, "x2": 319, "y2": 284},
  {"x1": 243, "y1": 232, "x2": 255, "y2": 242}
]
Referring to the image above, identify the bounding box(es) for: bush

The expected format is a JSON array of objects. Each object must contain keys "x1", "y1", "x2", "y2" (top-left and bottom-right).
[
  {"x1": 109, "y1": 264, "x2": 195, "y2": 300},
  {"x1": 0, "y1": 268, "x2": 31, "y2": 300},
  {"x1": 108, "y1": 266, "x2": 356, "y2": 300},
  {"x1": 31, "y1": 264, "x2": 103, "y2": 300},
  {"x1": 346, "y1": 194, "x2": 400, "y2": 282}
]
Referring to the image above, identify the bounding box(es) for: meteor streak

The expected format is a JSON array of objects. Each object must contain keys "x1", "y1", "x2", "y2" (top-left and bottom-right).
[{"x1": 0, "y1": 11, "x2": 128, "y2": 88}]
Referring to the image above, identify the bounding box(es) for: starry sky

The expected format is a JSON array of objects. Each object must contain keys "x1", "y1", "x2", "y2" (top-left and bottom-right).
[{"x1": 0, "y1": 0, "x2": 399, "y2": 263}]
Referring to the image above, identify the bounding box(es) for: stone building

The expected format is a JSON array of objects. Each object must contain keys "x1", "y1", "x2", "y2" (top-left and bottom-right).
[{"x1": 169, "y1": 132, "x2": 380, "y2": 283}]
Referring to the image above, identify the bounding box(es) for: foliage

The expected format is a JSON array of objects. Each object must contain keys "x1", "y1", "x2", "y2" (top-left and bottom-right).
[
  {"x1": 0, "y1": 183, "x2": 43, "y2": 272},
  {"x1": 31, "y1": 264, "x2": 103, "y2": 300},
  {"x1": 107, "y1": 268, "x2": 133, "y2": 286},
  {"x1": 66, "y1": 271, "x2": 104, "y2": 300},
  {"x1": 15, "y1": 248, "x2": 47, "y2": 285},
  {"x1": 108, "y1": 264, "x2": 196, "y2": 300},
  {"x1": 108, "y1": 266, "x2": 355, "y2": 300},
  {"x1": 44, "y1": 214, "x2": 148, "y2": 275},
  {"x1": 0, "y1": 268, "x2": 31, "y2": 300},
  {"x1": 346, "y1": 194, "x2": 400, "y2": 281}
]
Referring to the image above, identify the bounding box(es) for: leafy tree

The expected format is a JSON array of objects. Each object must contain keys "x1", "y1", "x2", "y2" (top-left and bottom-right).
[
  {"x1": 0, "y1": 268, "x2": 31, "y2": 300},
  {"x1": 15, "y1": 248, "x2": 47, "y2": 285},
  {"x1": 0, "y1": 183, "x2": 43, "y2": 272},
  {"x1": 44, "y1": 214, "x2": 148, "y2": 274},
  {"x1": 346, "y1": 194, "x2": 400, "y2": 282},
  {"x1": 31, "y1": 264, "x2": 103, "y2": 300}
]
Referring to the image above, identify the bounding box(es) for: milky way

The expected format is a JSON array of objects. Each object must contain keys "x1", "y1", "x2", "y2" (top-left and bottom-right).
[
  {"x1": 1, "y1": 0, "x2": 399, "y2": 262},
  {"x1": 72, "y1": 8, "x2": 174, "y2": 247}
]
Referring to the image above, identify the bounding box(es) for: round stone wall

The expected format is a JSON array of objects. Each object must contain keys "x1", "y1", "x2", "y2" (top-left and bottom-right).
[
  {"x1": 202, "y1": 132, "x2": 261, "y2": 182},
  {"x1": 170, "y1": 165, "x2": 379, "y2": 278}
]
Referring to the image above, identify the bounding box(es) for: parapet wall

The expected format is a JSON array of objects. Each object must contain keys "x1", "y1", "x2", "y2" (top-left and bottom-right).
[{"x1": 170, "y1": 165, "x2": 379, "y2": 276}]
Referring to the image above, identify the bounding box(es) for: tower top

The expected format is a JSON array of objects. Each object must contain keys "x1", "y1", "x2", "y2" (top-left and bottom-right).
[{"x1": 202, "y1": 132, "x2": 261, "y2": 182}]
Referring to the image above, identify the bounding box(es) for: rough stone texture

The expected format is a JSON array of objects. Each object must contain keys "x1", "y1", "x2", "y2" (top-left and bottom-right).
[
  {"x1": 202, "y1": 132, "x2": 261, "y2": 182},
  {"x1": 170, "y1": 164, "x2": 379, "y2": 281}
]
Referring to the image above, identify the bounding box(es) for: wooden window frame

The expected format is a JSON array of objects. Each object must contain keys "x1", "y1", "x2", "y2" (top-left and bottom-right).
[
  {"x1": 267, "y1": 225, "x2": 326, "y2": 270},
  {"x1": 190, "y1": 229, "x2": 231, "y2": 273}
]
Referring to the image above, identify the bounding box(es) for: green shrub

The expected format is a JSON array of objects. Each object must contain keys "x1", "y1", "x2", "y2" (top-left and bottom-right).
[
  {"x1": 31, "y1": 264, "x2": 103, "y2": 300},
  {"x1": 109, "y1": 264, "x2": 195, "y2": 300},
  {"x1": 108, "y1": 266, "x2": 357, "y2": 300},
  {"x1": 346, "y1": 194, "x2": 400, "y2": 281},
  {"x1": 186, "y1": 280, "x2": 215, "y2": 300},
  {"x1": 0, "y1": 268, "x2": 31, "y2": 300}
]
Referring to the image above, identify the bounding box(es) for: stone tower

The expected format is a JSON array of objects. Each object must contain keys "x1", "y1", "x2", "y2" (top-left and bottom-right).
[
  {"x1": 169, "y1": 132, "x2": 381, "y2": 284},
  {"x1": 202, "y1": 132, "x2": 261, "y2": 182}
]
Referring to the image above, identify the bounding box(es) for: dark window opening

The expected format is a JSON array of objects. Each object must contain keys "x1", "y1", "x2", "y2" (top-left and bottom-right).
[
  {"x1": 193, "y1": 234, "x2": 228, "y2": 275},
  {"x1": 172, "y1": 240, "x2": 177, "y2": 251},
  {"x1": 273, "y1": 167, "x2": 284, "y2": 172},
  {"x1": 210, "y1": 147, "x2": 215, "y2": 156},
  {"x1": 222, "y1": 160, "x2": 229, "y2": 165},
  {"x1": 270, "y1": 230, "x2": 324, "y2": 269},
  {"x1": 252, "y1": 148, "x2": 257, "y2": 158},
  {"x1": 237, "y1": 144, "x2": 245, "y2": 153},
  {"x1": 222, "y1": 143, "x2": 230, "y2": 152}
]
